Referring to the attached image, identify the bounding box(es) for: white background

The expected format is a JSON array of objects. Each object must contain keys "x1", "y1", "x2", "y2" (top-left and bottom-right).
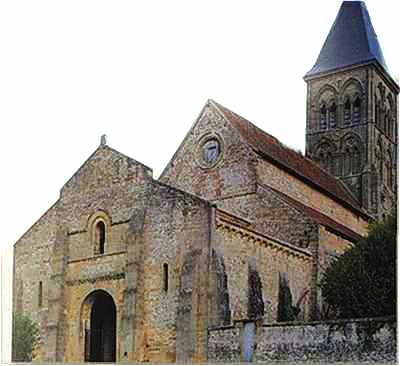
[{"x1": 1, "y1": 0, "x2": 398, "y2": 362}]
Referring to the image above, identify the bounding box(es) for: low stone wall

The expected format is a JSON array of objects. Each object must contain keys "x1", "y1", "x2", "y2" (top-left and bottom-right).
[
  {"x1": 207, "y1": 317, "x2": 396, "y2": 363},
  {"x1": 207, "y1": 326, "x2": 240, "y2": 363}
]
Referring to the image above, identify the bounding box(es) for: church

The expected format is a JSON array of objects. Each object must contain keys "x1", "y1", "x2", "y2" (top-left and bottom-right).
[{"x1": 13, "y1": 1, "x2": 398, "y2": 363}]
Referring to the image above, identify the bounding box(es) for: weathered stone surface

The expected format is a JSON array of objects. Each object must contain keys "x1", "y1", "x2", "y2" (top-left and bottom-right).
[
  {"x1": 305, "y1": 65, "x2": 398, "y2": 221},
  {"x1": 207, "y1": 318, "x2": 396, "y2": 363},
  {"x1": 12, "y1": 3, "x2": 397, "y2": 362}
]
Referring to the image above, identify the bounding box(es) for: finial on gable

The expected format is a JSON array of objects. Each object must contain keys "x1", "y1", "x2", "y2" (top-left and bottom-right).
[{"x1": 100, "y1": 134, "x2": 107, "y2": 147}]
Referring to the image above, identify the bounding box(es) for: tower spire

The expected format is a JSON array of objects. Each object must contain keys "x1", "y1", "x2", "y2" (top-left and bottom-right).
[
  {"x1": 304, "y1": 0, "x2": 398, "y2": 220},
  {"x1": 305, "y1": 1, "x2": 390, "y2": 80}
]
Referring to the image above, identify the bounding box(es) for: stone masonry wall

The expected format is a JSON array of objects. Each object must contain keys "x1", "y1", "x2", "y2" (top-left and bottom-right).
[
  {"x1": 208, "y1": 318, "x2": 396, "y2": 363},
  {"x1": 256, "y1": 157, "x2": 368, "y2": 235},
  {"x1": 134, "y1": 181, "x2": 211, "y2": 363},
  {"x1": 52, "y1": 146, "x2": 152, "y2": 362},
  {"x1": 214, "y1": 217, "x2": 313, "y2": 324},
  {"x1": 160, "y1": 101, "x2": 257, "y2": 201},
  {"x1": 215, "y1": 185, "x2": 318, "y2": 251},
  {"x1": 207, "y1": 326, "x2": 240, "y2": 363},
  {"x1": 13, "y1": 202, "x2": 58, "y2": 361}
]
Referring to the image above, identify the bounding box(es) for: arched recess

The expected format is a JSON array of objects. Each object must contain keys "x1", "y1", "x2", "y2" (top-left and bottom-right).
[
  {"x1": 341, "y1": 133, "x2": 363, "y2": 176},
  {"x1": 328, "y1": 99, "x2": 337, "y2": 128},
  {"x1": 340, "y1": 77, "x2": 363, "y2": 96},
  {"x1": 313, "y1": 139, "x2": 337, "y2": 174},
  {"x1": 87, "y1": 210, "x2": 112, "y2": 256},
  {"x1": 316, "y1": 84, "x2": 338, "y2": 103},
  {"x1": 316, "y1": 85, "x2": 338, "y2": 130},
  {"x1": 341, "y1": 78, "x2": 363, "y2": 126},
  {"x1": 209, "y1": 249, "x2": 231, "y2": 326},
  {"x1": 80, "y1": 290, "x2": 117, "y2": 362}
]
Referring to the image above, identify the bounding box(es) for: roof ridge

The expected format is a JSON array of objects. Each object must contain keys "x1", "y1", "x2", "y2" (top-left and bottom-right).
[
  {"x1": 213, "y1": 101, "x2": 336, "y2": 173},
  {"x1": 61, "y1": 144, "x2": 152, "y2": 193},
  {"x1": 210, "y1": 100, "x2": 281, "y2": 144},
  {"x1": 211, "y1": 100, "x2": 369, "y2": 218}
]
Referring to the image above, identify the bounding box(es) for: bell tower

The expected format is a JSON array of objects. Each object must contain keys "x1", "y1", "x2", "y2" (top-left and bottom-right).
[{"x1": 304, "y1": 1, "x2": 399, "y2": 220}]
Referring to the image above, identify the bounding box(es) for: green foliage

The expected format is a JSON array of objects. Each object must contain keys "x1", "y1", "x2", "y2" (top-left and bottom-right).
[
  {"x1": 12, "y1": 312, "x2": 39, "y2": 362},
  {"x1": 277, "y1": 274, "x2": 300, "y2": 321},
  {"x1": 321, "y1": 211, "x2": 396, "y2": 319}
]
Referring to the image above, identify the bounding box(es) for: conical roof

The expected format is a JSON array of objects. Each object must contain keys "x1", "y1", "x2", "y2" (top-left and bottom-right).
[{"x1": 305, "y1": 1, "x2": 389, "y2": 79}]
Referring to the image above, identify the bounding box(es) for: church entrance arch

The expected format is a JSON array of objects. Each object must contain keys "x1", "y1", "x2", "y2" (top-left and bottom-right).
[{"x1": 81, "y1": 290, "x2": 116, "y2": 362}]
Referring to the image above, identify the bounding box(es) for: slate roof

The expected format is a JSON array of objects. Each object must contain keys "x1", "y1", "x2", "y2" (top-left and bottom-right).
[
  {"x1": 211, "y1": 100, "x2": 370, "y2": 219},
  {"x1": 261, "y1": 184, "x2": 363, "y2": 243},
  {"x1": 305, "y1": 1, "x2": 389, "y2": 79}
]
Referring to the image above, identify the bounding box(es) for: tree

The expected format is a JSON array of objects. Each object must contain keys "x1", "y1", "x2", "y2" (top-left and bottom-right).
[
  {"x1": 12, "y1": 312, "x2": 39, "y2": 362},
  {"x1": 320, "y1": 210, "x2": 396, "y2": 319}
]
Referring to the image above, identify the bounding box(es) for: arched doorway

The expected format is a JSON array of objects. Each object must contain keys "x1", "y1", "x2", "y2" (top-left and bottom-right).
[{"x1": 81, "y1": 290, "x2": 116, "y2": 362}]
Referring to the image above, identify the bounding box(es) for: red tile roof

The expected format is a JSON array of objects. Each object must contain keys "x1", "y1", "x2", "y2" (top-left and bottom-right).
[{"x1": 212, "y1": 100, "x2": 369, "y2": 219}]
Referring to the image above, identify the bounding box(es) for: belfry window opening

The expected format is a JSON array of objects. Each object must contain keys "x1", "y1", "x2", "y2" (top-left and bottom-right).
[
  {"x1": 95, "y1": 221, "x2": 106, "y2": 255},
  {"x1": 320, "y1": 104, "x2": 327, "y2": 130},
  {"x1": 353, "y1": 97, "x2": 361, "y2": 124},
  {"x1": 328, "y1": 101, "x2": 337, "y2": 128}
]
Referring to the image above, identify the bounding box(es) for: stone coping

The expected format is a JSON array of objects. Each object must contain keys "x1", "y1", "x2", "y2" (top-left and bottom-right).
[
  {"x1": 208, "y1": 316, "x2": 395, "y2": 332},
  {"x1": 262, "y1": 316, "x2": 396, "y2": 328}
]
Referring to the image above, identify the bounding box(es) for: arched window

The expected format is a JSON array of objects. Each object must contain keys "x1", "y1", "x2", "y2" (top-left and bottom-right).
[
  {"x1": 38, "y1": 281, "x2": 43, "y2": 308},
  {"x1": 352, "y1": 97, "x2": 361, "y2": 124},
  {"x1": 320, "y1": 104, "x2": 327, "y2": 130},
  {"x1": 326, "y1": 152, "x2": 334, "y2": 174},
  {"x1": 343, "y1": 148, "x2": 352, "y2": 176},
  {"x1": 163, "y1": 263, "x2": 169, "y2": 292},
  {"x1": 344, "y1": 98, "x2": 351, "y2": 125},
  {"x1": 95, "y1": 221, "x2": 106, "y2": 255},
  {"x1": 352, "y1": 147, "x2": 361, "y2": 174},
  {"x1": 332, "y1": 155, "x2": 340, "y2": 176},
  {"x1": 329, "y1": 102, "x2": 337, "y2": 128},
  {"x1": 315, "y1": 142, "x2": 336, "y2": 174}
]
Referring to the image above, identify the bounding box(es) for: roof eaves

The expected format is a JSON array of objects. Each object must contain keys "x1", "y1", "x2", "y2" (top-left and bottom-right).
[{"x1": 254, "y1": 148, "x2": 370, "y2": 221}]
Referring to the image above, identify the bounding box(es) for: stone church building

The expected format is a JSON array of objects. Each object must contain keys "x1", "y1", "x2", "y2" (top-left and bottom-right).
[{"x1": 13, "y1": 1, "x2": 398, "y2": 363}]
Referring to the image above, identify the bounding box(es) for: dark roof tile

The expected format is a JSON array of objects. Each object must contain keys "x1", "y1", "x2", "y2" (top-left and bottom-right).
[
  {"x1": 212, "y1": 100, "x2": 369, "y2": 218},
  {"x1": 305, "y1": 1, "x2": 389, "y2": 79}
]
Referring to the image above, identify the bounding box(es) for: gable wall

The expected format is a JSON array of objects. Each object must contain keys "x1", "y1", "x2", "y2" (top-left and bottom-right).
[{"x1": 160, "y1": 102, "x2": 257, "y2": 200}]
